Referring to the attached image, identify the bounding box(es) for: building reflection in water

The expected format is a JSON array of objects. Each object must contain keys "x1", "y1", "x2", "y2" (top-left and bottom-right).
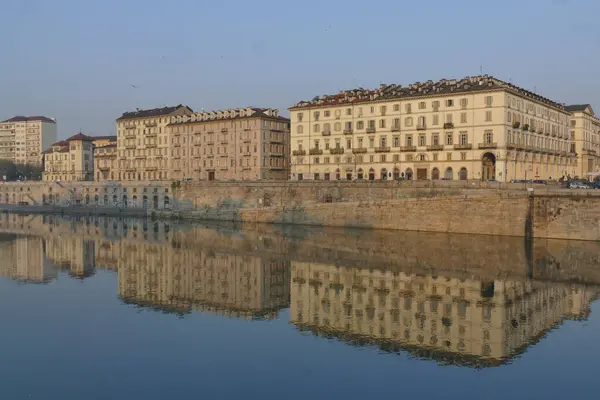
[{"x1": 0, "y1": 213, "x2": 598, "y2": 367}]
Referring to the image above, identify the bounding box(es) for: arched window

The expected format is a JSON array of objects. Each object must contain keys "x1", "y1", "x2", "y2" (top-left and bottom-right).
[
  {"x1": 444, "y1": 167, "x2": 453, "y2": 180},
  {"x1": 459, "y1": 167, "x2": 468, "y2": 180},
  {"x1": 432, "y1": 168, "x2": 440, "y2": 180}
]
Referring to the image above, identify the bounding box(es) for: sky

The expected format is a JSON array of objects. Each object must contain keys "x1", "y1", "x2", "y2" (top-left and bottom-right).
[{"x1": 1, "y1": 0, "x2": 599, "y2": 140}]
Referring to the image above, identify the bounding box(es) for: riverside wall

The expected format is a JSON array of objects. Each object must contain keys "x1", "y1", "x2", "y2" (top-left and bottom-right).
[{"x1": 0, "y1": 180, "x2": 599, "y2": 241}]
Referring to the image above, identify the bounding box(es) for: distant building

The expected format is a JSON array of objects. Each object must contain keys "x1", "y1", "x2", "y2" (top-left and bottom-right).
[
  {"x1": 166, "y1": 107, "x2": 290, "y2": 181},
  {"x1": 43, "y1": 133, "x2": 95, "y2": 182},
  {"x1": 564, "y1": 105, "x2": 600, "y2": 178},
  {"x1": 116, "y1": 105, "x2": 193, "y2": 181},
  {"x1": 0, "y1": 116, "x2": 57, "y2": 166},
  {"x1": 93, "y1": 136, "x2": 117, "y2": 181},
  {"x1": 289, "y1": 75, "x2": 576, "y2": 182}
]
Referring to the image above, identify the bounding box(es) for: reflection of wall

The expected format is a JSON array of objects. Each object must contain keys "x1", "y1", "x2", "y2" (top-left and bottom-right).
[
  {"x1": 290, "y1": 262, "x2": 599, "y2": 367},
  {"x1": 45, "y1": 236, "x2": 96, "y2": 278},
  {"x1": 0, "y1": 234, "x2": 58, "y2": 283}
]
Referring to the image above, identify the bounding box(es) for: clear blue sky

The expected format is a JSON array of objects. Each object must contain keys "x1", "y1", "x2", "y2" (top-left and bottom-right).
[{"x1": 1, "y1": 0, "x2": 599, "y2": 140}]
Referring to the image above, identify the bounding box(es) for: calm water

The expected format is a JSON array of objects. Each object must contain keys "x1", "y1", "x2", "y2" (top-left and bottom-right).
[{"x1": 0, "y1": 214, "x2": 599, "y2": 400}]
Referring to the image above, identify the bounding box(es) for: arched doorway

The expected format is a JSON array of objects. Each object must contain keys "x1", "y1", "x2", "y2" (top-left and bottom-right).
[
  {"x1": 153, "y1": 195, "x2": 159, "y2": 209},
  {"x1": 112, "y1": 195, "x2": 118, "y2": 206},
  {"x1": 431, "y1": 168, "x2": 440, "y2": 180},
  {"x1": 393, "y1": 167, "x2": 400, "y2": 180},
  {"x1": 459, "y1": 167, "x2": 468, "y2": 180},
  {"x1": 380, "y1": 168, "x2": 388, "y2": 180},
  {"x1": 122, "y1": 195, "x2": 128, "y2": 207},
  {"x1": 132, "y1": 195, "x2": 138, "y2": 208},
  {"x1": 335, "y1": 168, "x2": 341, "y2": 180},
  {"x1": 482, "y1": 152, "x2": 496, "y2": 181},
  {"x1": 444, "y1": 167, "x2": 453, "y2": 180},
  {"x1": 405, "y1": 168, "x2": 413, "y2": 180},
  {"x1": 368, "y1": 168, "x2": 375, "y2": 181},
  {"x1": 143, "y1": 195, "x2": 148, "y2": 209},
  {"x1": 357, "y1": 168, "x2": 364, "y2": 180}
]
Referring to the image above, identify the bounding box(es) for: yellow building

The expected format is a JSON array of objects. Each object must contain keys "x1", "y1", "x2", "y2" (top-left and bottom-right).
[
  {"x1": 166, "y1": 107, "x2": 290, "y2": 181},
  {"x1": 115, "y1": 104, "x2": 193, "y2": 181},
  {"x1": 92, "y1": 136, "x2": 117, "y2": 181},
  {"x1": 565, "y1": 105, "x2": 600, "y2": 179},
  {"x1": 289, "y1": 75, "x2": 575, "y2": 182},
  {"x1": 0, "y1": 116, "x2": 57, "y2": 166},
  {"x1": 290, "y1": 262, "x2": 599, "y2": 367},
  {"x1": 43, "y1": 133, "x2": 95, "y2": 182}
]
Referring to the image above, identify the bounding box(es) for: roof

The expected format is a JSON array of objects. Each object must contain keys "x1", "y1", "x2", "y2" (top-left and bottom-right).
[
  {"x1": 565, "y1": 104, "x2": 594, "y2": 114},
  {"x1": 116, "y1": 105, "x2": 193, "y2": 121},
  {"x1": 167, "y1": 107, "x2": 290, "y2": 127},
  {"x1": 67, "y1": 133, "x2": 94, "y2": 142},
  {"x1": 289, "y1": 75, "x2": 567, "y2": 112},
  {"x1": 92, "y1": 135, "x2": 117, "y2": 141},
  {"x1": 3, "y1": 115, "x2": 56, "y2": 123}
]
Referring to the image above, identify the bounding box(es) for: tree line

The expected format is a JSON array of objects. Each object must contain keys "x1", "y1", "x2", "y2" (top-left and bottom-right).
[{"x1": 0, "y1": 160, "x2": 43, "y2": 181}]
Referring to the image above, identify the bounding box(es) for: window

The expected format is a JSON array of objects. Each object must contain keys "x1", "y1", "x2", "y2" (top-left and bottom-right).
[
  {"x1": 446, "y1": 133, "x2": 453, "y2": 145},
  {"x1": 433, "y1": 153, "x2": 438, "y2": 161},
  {"x1": 432, "y1": 101, "x2": 440, "y2": 111},
  {"x1": 345, "y1": 108, "x2": 352, "y2": 116},
  {"x1": 405, "y1": 117, "x2": 413, "y2": 127},
  {"x1": 346, "y1": 139, "x2": 352, "y2": 149},
  {"x1": 418, "y1": 135, "x2": 426, "y2": 146},
  {"x1": 344, "y1": 121, "x2": 353, "y2": 131},
  {"x1": 297, "y1": 113, "x2": 303, "y2": 121},
  {"x1": 485, "y1": 96, "x2": 493, "y2": 106},
  {"x1": 314, "y1": 140, "x2": 320, "y2": 149},
  {"x1": 314, "y1": 111, "x2": 320, "y2": 120},
  {"x1": 432, "y1": 115, "x2": 439, "y2": 126},
  {"x1": 460, "y1": 98, "x2": 468, "y2": 109},
  {"x1": 369, "y1": 137, "x2": 375, "y2": 148},
  {"x1": 418, "y1": 101, "x2": 426, "y2": 109},
  {"x1": 446, "y1": 114, "x2": 453, "y2": 123},
  {"x1": 460, "y1": 133, "x2": 468, "y2": 145},
  {"x1": 485, "y1": 111, "x2": 492, "y2": 122},
  {"x1": 379, "y1": 119, "x2": 386, "y2": 128},
  {"x1": 393, "y1": 104, "x2": 400, "y2": 111},
  {"x1": 393, "y1": 136, "x2": 400, "y2": 147},
  {"x1": 324, "y1": 157, "x2": 330, "y2": 164},
  {"x1": 357, "y1": 121, "x2": 364, "y2": 129},
  {"x1": 418, "y1": 116, "x2": 426, "y2": 128},
  {"x1": 296, "y1": 125, "x2": 303, "y2": 134},
  {"x1": 323, "y1": 123, "x2": 331, "y2": 133},
  {"x1": 380, "y1": 106, "x2": 387, "y2": 115},
  {"x1": 461, "y1": 152, "x2": 466, "y2": 160},
  {"x1": 406, "y1": 154, "x2": 414, "y2": 161},
  {"x1": 484, "y1": 131, "x2": 493, "y2": 143},
  {"x1": 447, "y1": 153, "x2": 452, "y2": 160},
  {"x1": 380, "y1": 154, "x2": 386, "y2": 162},
  {"x1": 358, "y1": 137, "x2": 363, "y2": 148},
  {"x1": 314, "y1": 157, "x2": 320, "y2": 164},
  {"x1": 334, "y1": 122, "x2": 341, "y2": 132},
  {"x1": 405, "y1": 103, "x2": 412, "y2": 114},
  {"x1": 368, "y1": 120, "x2": 376, "y2": 130},
  {"x1": 446, "y1": 99, "x2": 454, "y2": 107},
  {"x1": 406, "y1": 135, "x2": 413, "y2": 146},
  {"x1": 432, "y1": 134, "x2": 439, "y2": 145},
  {"x1": 325, "y1": 141, "x2": 330, "y2": 150},
  {"x1": 324, "y1": 111, "x2": 330, "y2": 117},
  {"x1": 508, "y1": 112, "x2": 512, "y2": 122},
  {"x1": 460, "y1": 113, "x2": 467, "y2": 123},
  {"x1": 313, "y1": 124, "x2": 320, "y2": 133}
]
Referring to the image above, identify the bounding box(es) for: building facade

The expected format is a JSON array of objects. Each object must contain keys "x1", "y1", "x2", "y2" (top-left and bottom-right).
[
  {"x1": 43, "y1": 133, "x2": 95, "y2": 182},
  {"x1": 115, "y1": 105, "x2": 193, "y2": 181},
  {"x1": 0, "y1": 116, "x2": 57, "y2": 166},
  {"x1": 565, "y1": 105, "x2": 600, "y2": 179},
  {"x1": 92, "y1": 136, "x2": 117, "y2": 181},
  {"x1": 166, "y1": 107, "x2": 290, "y2": 181},
  {"x1": 289, "y1": 75, "x2": 576, "y2": 182}
]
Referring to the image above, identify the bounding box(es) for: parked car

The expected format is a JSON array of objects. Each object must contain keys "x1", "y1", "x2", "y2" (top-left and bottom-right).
[{"x1": 568, "y1": 181, "x2": 590, "y2": 189}]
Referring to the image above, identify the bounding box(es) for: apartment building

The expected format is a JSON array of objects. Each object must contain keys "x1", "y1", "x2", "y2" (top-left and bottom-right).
[
  {"x1": 43, "y1": 133, "x2": 95, "y2": 182},
  {"x1": 289, "y1": 75, "x2": 576, "y2": 182},
  {"x1": 116, "y1": 105, "x2": 193, "y2": 181},
  {"x1": 166, "y1": 107, "x2": 290, "y2": 181},
  {"x1": 93, "y1": 136, "x2": 117, "y2": 181},
  {"x1": 564, "y1": 105, "x2": 600, "y2": 178},
  {"x1": 0, "y1": 116, "x2": 57, "y2": 166}
]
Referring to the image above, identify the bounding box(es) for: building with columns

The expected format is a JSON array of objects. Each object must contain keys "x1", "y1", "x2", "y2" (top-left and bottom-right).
[
  {"x1": 565, "y1": 104, "x2": 600, "y2": 179},
  {"x1": 289, "y1": 75, "x2": 576, "y2": 182},
  {"x1": 115, "y1": 105, "x2": 193, "y2": 181}
]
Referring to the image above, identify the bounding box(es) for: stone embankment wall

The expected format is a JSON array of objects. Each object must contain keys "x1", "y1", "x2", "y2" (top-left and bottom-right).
[{"x1": 0, "y1": 180, "x2": 598, "y2": 241}]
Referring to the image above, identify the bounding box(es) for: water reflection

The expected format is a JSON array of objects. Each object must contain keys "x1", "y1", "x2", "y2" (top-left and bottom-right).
[{"x1": 0, "y1": 213, "x2": 599, "y2": 368}]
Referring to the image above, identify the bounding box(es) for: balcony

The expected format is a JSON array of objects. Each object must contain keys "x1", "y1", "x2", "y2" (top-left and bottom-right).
[
  {"x1": 506, "y1": 143, "x2": 517, "y2": 150},
  {"x1": 443, "y1": 123, "x2": 454, "y2": 129},
  {"x1": 366, "y1": 127, "x2": 376, "y2": 133},
  {"x1": 125, "y1": 132, "x2": 136, "y2": 139},
  {"x1": 309, "y1": 148, "x2": 323, "y2": 155},
  {"x1": 352, "y1": 148, "x2": 367, "y2": 154},
  {"x1": 322, "y1": 130, "x2": 331, "y2": 137},
  {"x1": 453, "y1": 144, "x2": 472, "y2": 150},
  {"x1": 206, "y1": 154, "x2": 214, "y2": 158},
  {"x1": 525, "y1": 145, "x2": 533, "y2": 152},
  {"x1": 98, "y1": 166, "x2": 110, "y2": 171},
  {"x1": 417, "y1": 124, "x2": 427, "y2": 131},
  {"x1": 400, "y1": 146, "x2": 416, "y2": 152},
  {"x1": 125, "y1": 125, "x2": 136, "y2": 130},
  {"x1": 512, "y1": 121, "x2": 521, "y2": 129},
  {"x1": 146, "y1": 132, "x2": 157, "y2": 137},
  {"x1": 374, "y1": 147, "x2": 390, "y2": 153},
  {"x1": 221, "y1": 139, "x2": 229, "y2": 144},
  {"x1": 242, "y1": 138, "x2": 252, "y2": 143},
  {"x1": 343, "y1": 129, "x2": 354, "y2": 135},
  {"x1": 145, "y1": 143, "x2": 156, "y2": 148},
  {"x1": 146, "y1": 166, "x2": 157, "y2": 171},
  {"x1": 391, "y1": 126, "x2": 400, "y2": 132},
  {"x1": 329, "y1": 147, "x2": 344, "y2": 155},
  {"x1": 426, "y1": 144, "x2": 444, "y2": 151},
  {"x1": 292, "y1": 149, "x2": 306, "y2": 156},
  {"x1": 144, "y1": 121, "x2": 157, "y2": 127},
  {"x1": 173, "y1": 143, "x2": 181, "y2": 147},
  {"x1": 125, "y1": 144, "x2": 136, "y2": 149},
  {"x1": 243, "y1": 152, "x2": 252, "y2": 157},
  {"x1": 221, "y1": 128, "x2": 228, "y2": 133},
  {"x1": 477, "y1": 142, "x2": 498, "y2": 149}
]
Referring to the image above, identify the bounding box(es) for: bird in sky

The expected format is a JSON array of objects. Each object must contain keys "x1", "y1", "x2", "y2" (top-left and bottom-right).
[{"x1": 131, "y1": 84, "x2": 140, "y2": 89}]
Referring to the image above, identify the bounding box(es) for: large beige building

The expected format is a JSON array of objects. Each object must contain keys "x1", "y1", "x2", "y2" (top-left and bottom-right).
[
  {"x1": 289, "y1": 75, "x2": 576, "y2": 182},
  {"x1": 0, "y1": 116, "x2": 57, "y2": 166},
  {"x1": 166, "y1": 107, "x2": 290, "y2": 181},
  {"x1": 565, "y1": 105, "x2": 600, "y2": 178},
  {"x1": 43, "y1": 133, "x2": 95, "y2": 182},
  {"x1": 92, "y1": 136, "x2": 117, "y2": 181},
  {"x1": 115, "y1": 104, "x2": 193, "y2": 181}
]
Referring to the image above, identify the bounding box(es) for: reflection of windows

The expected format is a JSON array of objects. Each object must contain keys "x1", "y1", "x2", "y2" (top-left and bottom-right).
[{"x1": 482, "y1": 304, "x2": 492, "y2": 322}]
